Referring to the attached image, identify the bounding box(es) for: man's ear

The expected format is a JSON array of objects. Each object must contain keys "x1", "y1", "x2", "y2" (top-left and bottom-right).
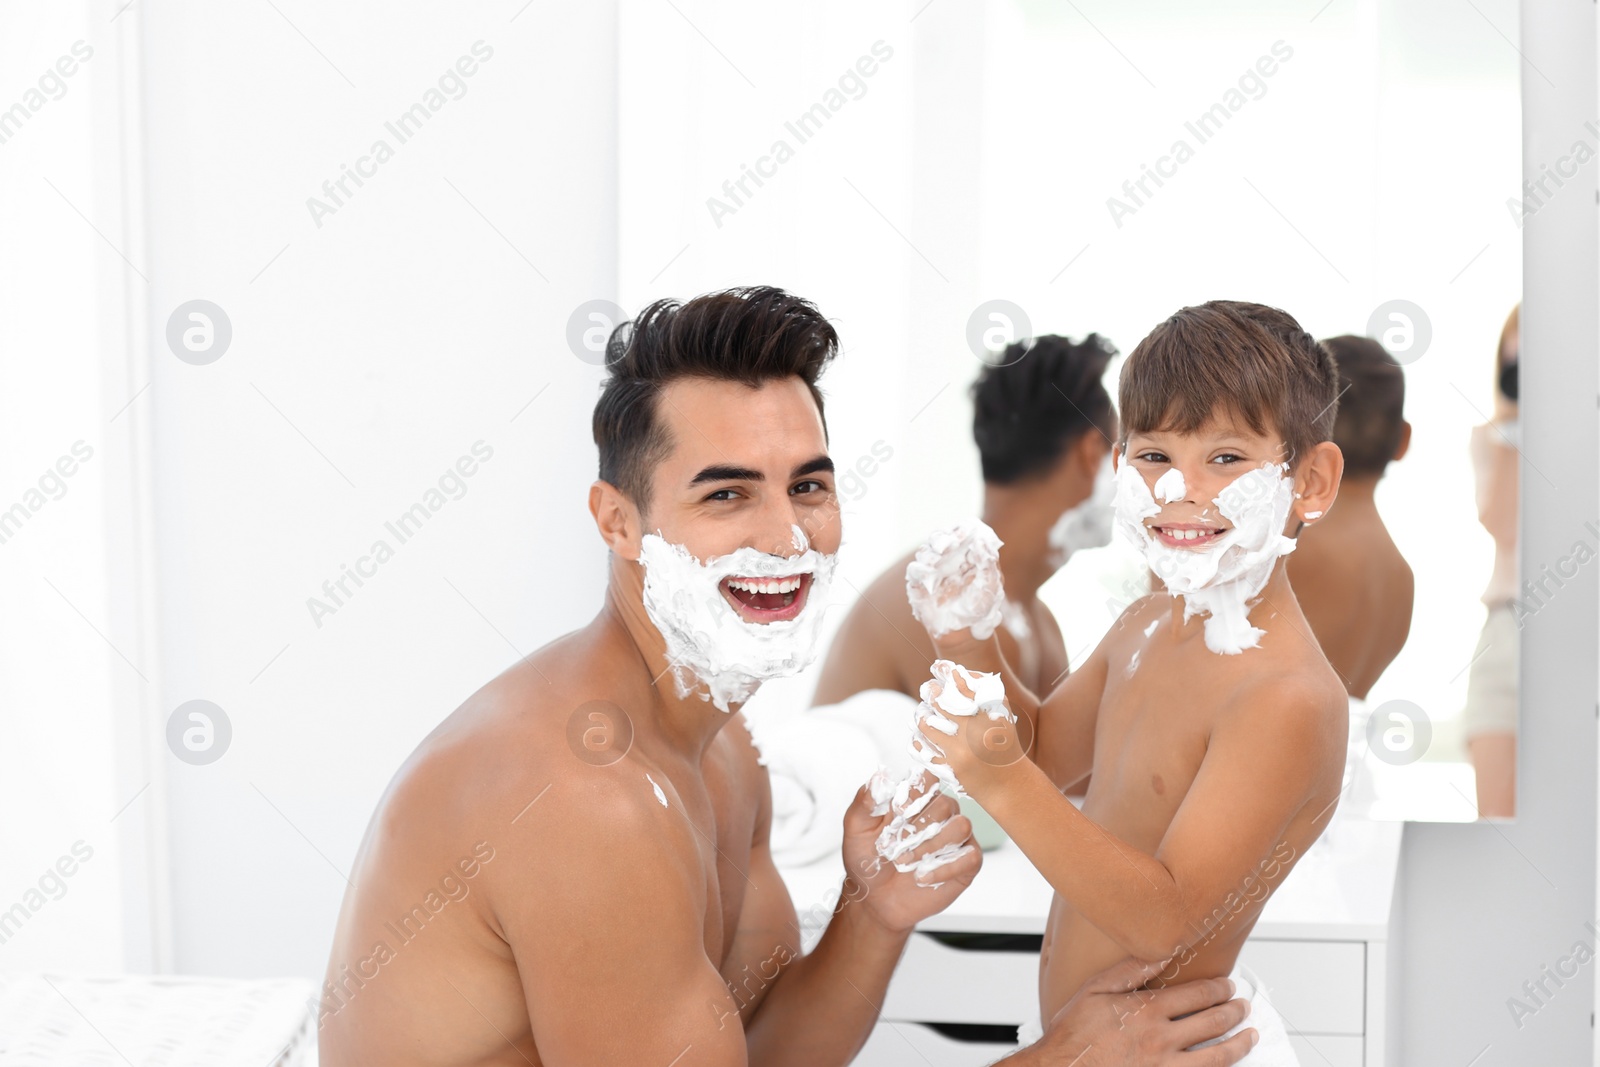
[
  {"x1": 589, "y1": 480, "x2": 644, "y2": 561},
  {"x1": 1294, "y1": 440, "x2": 1344, "y2": 525},
  {"x1": 1393, "y1": 420, "x2": 1413, "y2": 463},
  {"x1": 1072, "y1": 429, "x2": 1111, "y2": 476}
]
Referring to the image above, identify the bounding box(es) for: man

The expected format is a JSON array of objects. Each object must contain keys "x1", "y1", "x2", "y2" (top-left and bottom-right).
[
  {"x1": 319, "y1": 287, "x2": 1256, "y2": 1065},
  {"x1": 1289, "y1": 334, "x2": 1414, "y2": 699},
  {"x1": 813, "y1": 334, "x2": 1117, "y2": 707}
]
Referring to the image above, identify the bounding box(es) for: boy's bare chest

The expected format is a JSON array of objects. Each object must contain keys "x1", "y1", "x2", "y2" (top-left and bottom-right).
[{"x1": 1082, "y1": 646, "x2": 1242, "y2": 845}]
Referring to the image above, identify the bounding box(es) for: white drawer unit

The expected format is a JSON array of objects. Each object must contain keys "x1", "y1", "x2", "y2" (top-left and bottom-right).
[
  {"x1": 853, "y1": 1020, "x2": 1017, "y2": 1067},
  {"x1": 784, "y1": 820, "x2": 1404, "y2": 1067},
  {"x1": 880, "y1": 932, "x2": 1040, "y2": 1027},
  {"x1": 1290, "y1": 1034, "x2": 1366, "y2": 1067},
  {"x1": 862, "y1": 936, "x2": 1371, "y2": 1065},
  {"x1": 1238, "y1": 939, "x2": 1367, "y2": 1035}
]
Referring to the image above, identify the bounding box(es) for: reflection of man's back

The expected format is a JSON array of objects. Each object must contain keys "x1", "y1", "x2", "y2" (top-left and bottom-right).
[{"x1": 1288, "y1": 334, "x2": 1414, "y2": 700}]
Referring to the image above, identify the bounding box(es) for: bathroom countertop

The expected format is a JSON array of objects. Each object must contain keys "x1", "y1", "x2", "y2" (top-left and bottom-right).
[{"x1": 778, "y1": 812, "x2": 1404, "y2": 942}]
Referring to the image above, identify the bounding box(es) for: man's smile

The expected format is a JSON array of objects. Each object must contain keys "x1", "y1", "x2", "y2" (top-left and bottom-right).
[{"x1": 720, "y1": 572, "x2": 812, "y2": 623}]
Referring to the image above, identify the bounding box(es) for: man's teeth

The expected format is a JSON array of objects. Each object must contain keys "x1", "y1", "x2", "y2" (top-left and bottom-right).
[{"x1": 727, "y1": 575, "x2": 804, "y2": 594}]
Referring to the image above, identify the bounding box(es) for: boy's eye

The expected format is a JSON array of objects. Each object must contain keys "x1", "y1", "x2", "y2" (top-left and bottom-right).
[
  {"x1": 1134, "y1": 451, "x2": 1169, "y2": 464},
  {"x1": 1211, "y1": 453, "x2": 1245, "y2": 465}
]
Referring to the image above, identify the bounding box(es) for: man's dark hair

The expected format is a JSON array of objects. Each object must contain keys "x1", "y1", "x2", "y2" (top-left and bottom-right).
[
  {"x1": 593, "y1": 286, "x2": 839, "y2": 513},
  {"x1": 971, "y1": 334, "x2": 1117, "y2": 485},
  {"x1": 1322, "y1": 334, "x2": 1405, "y2": 477},
  {"x1": 1119, "y1": 300, "x2": 1339, "y2": 466}
]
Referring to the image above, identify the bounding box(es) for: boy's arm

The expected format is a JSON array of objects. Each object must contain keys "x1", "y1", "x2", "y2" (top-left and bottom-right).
[{"x1": 933, "y1": 676, "x2": 1332, "y2": 962}]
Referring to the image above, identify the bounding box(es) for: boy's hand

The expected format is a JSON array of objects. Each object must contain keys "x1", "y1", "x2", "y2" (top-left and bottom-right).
[
  {"x1": 905, "y1": 520, "x2": 1006, "y2": 645},
  {"x1": 910, "y1": 660, "x2": 1029, "y2": 801}
]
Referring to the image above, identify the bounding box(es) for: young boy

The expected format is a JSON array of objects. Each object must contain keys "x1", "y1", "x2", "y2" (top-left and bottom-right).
[
  {"x1": 1289, "y1": 334, "x2": 1414, "y2": 699},
  {"x1": 906, "y1": 301, "x2": 1348, "y2": 1061}
]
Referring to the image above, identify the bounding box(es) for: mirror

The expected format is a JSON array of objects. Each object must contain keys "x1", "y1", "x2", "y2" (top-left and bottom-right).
[{"x1": 691, "y1": 0, "x2": 1525, "y2": 824}]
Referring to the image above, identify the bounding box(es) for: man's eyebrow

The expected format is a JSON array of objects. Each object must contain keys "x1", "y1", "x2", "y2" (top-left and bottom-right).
[
  {"x1": 690, "y1": 464, "x2": 763, "y2": 485},
  {"x1": 688, "y1": 455, "x2": 833, "y2": 486}
]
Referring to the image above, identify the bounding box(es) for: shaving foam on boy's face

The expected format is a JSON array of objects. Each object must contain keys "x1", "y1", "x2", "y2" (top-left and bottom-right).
[
  {"x1": 638, "y1": 523, "x2": 838, "y2": 712},
  {"x1": 1112, "y1": 439, "x2": 1298, "y2": 655}
]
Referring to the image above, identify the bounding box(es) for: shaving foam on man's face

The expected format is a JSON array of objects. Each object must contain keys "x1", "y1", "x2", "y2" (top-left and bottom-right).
[
  {"x1": 639, "y1": 525, "x2": 838, "y2": 712},
  {"x1": 628, "y1": 376, "x2": 843, "y2": 711},
  {"x1": 1113, "y1": 427, "x2": 1298, "y2": 655},
  {"x1": 1045, "y1": 453, "x2": 1116, "y2": 569}
]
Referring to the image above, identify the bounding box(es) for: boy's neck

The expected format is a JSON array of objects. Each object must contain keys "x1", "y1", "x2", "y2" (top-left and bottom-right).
[
  {"x1": 1310, "y1": 474, "x2": 1380, "y2": 525},
  {"x1": 1167, "y1": 557, "x2": 1299, "y2": 639}
]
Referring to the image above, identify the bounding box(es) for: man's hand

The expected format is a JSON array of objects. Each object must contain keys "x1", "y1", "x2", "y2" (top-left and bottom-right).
[
  {"x1": 840, "y1": 777, "x2": 980, "y2": 934},
  {"x1": 1020, "y1": 957, "x2": 1258, "y2": 1066}
]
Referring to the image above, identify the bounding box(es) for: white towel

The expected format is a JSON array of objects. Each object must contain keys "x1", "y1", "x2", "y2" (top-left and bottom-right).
[
  {"x1": 752, "y1": 690, "x2": 919, "y2": 867},
  {"x1": 1018, "y1": 964, "x2": 1299, "y2": 1065}
]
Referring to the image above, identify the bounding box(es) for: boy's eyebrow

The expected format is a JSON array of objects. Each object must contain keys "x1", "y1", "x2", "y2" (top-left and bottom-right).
[{"x1": 689, "y1": 455, "x2": 834, "y2": 485}]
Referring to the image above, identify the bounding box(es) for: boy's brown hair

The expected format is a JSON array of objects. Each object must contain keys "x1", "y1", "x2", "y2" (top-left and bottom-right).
[{"x1": 1117, "y1": 300, "x2": 1339, "y2": 466}]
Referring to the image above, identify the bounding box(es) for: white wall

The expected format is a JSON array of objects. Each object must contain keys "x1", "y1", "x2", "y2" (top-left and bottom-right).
[
  {"x1": 0, "y1": 0, "x2": 161, "y2": 973},
  {"x1": 4, "y1": 1, "x2": 1597, "y2": 1062},
  {"x1": 133, "y1": 0, "x2": 619, "y2": 977},
  {"x1": 1395, "y1": 1, "x2": 1597, "y2": 1060}
]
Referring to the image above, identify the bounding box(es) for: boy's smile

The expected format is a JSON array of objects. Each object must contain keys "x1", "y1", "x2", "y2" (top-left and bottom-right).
[{"x1": 1121, "y1": 414, "x2": 1295, "y2": 548}]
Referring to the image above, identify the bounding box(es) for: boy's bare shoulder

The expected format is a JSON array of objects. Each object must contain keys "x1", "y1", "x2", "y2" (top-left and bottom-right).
[{"x1": 1220, "y1": 634, "x2": 1350, "y2": 748}]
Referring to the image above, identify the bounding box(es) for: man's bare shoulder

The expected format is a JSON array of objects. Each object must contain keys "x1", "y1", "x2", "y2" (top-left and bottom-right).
[{"x1": 374, "y1": 634, "x2": 680, "y2": 853}]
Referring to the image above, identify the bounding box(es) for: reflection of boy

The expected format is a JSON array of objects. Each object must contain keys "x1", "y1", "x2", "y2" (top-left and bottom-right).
[
  {"x1": 912, "y1": 302, "x2": 1349, "y2": 1062},
  {"x1": 1289, "y1": 334, "x2": 1414, "y2": 699}
]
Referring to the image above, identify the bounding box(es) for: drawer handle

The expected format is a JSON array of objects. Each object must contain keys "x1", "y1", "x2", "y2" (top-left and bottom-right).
[
  {"x1": 910, "y1": 1022, "x2": 1021, "y2": 1045},
  {"x1": 922, "y1": 932, "x2": 1043, "y2": 953}
]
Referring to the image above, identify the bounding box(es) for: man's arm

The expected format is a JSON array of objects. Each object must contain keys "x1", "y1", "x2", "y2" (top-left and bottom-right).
[
  {"x1": 731, "y1": 757, "x2": 981, "y2": 1065},
  {"x1": 933, "y1": 676, "x2": 1331, "y2": 962},
  {"x1": 996, "y1": 957, "x2": 1258, "y2": 1066},
  {"x1": 496, "y1": 781, "x2": 750, "y2": 1067}
]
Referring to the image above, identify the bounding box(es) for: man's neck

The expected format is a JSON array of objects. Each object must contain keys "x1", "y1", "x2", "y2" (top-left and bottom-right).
[
  {"x1": 981, "y1": 486, "x2": 1053, "y2": 604},
  {"x1": 600, "y1": 570, "x2": 740, "y2": 761}
]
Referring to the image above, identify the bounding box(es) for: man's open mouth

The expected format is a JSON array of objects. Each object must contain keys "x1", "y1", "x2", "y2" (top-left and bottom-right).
[
  {"x1": 1151, "y1": 524, "x2": 1228, "y2": 549},
  {"x1": 720, "y1": 572, "x2": 812, "y2": 623}
]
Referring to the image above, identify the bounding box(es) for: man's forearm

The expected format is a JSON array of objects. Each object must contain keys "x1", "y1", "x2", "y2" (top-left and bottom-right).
[{"x1": 742, "y1": 881, "x2": 911, "y2": 1067}]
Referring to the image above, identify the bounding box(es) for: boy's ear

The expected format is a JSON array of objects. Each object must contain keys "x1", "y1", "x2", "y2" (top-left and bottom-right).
[
  {"x1": 1393, "y1": 420, "x2": 1413, "y2": 463},
  {"x1": 589, "y1": 480, "x2": 644, "y2": 561},
  {"x1": 1295, "y1": 441, "x2": 1344, "y2": 525}
]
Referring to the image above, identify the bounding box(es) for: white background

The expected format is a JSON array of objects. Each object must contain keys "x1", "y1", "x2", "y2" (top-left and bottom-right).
[{"x1": 1, "y1": 1, "x2": 1592, "y2": 1064}]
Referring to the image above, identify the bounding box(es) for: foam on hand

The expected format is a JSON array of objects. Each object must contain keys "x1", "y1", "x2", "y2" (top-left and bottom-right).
[
  {"x1": 1113, "y1": 460, "x2": 1297, "y2": 655},
  {"x1": 638, "y1": 524, "x2": 837, "y2": 712},
  {"x1": 907, "y1": 659, "x2": 1013, "y2": 796},
  {"x1": 1045, "y1": 454, "x2": 1117, "y2": 568},
  {"x1": 867, "y1": 768, "x2": 974, "y2": 888},
  {"x1": 905, "y1": 520, "x2": 1006, "y2": 640}
]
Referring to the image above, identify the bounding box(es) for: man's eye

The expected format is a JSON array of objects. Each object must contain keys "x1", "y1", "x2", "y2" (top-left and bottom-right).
[
  {"x1": 791, "y1": 480, "x2": 828, "y2": 496},
  {"x1": 705, "y1": 488, "x2": 739, "y2": 502}
]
